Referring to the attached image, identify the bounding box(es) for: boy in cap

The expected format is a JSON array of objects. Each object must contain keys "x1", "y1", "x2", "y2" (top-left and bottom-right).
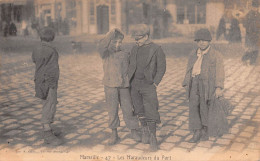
[
  {"x1": 182, "y1": 28, "x2": 225, "y2": 143},
  {"x1": 98, "y1": 28, "x2": 141, "y2": 145},
  {"x1": 128, "y1": 24, "x2": 166, "y2": 151},
  {"x1": 32, "y1": 27, "x2": 62, "y2": 146}
]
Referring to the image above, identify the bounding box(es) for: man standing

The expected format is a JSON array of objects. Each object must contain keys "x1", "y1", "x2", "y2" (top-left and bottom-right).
[
  {"x1": 128, "y1": 24, "x2": 166, "y2": 151},
  {"x1": 242, "y1": 0, "x2": 260, "y2": 65}
]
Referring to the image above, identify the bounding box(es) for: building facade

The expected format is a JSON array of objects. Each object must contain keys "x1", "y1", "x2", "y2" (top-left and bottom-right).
[
  {"x1": 0, "y1": 0, "x2": 34, "y2": 35},
  {"x1": 35, "y1": 0, "x2": 123, "y2": 35},
  {"x1": 1, "y1": 0, "x2": 258, "y2": 36},
  {"x1": 166, "y1": 0, "x2": 256, "y2": 36}
]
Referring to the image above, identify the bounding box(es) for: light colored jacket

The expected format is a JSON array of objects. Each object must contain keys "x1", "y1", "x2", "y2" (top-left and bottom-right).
[{"x1": 98, "y1": 31, "x2": 129, "y2": 88}]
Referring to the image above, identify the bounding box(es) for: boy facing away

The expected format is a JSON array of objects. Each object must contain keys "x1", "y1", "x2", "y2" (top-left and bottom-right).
[
  {"x1": 98, "y1": 29, "x2": 141, "y2": 145},
  {"x1": 32, "y1": 27, "x2": 62, "y2": 146},
  {"x1": 182, "y1": 28, "x2": 225, "y2": 143}
]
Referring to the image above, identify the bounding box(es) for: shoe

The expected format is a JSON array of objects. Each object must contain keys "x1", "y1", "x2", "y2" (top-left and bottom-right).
[
  {"x1": 107, "y1": 129, "x2": 120, "y2": 146},
  {"x1": 147, "y1": 122, "x2": 158, "y2": 152},
  {"x1": 141, "y1": 126, "x2": 150, "y2": 144},
  {"x1": 52, "y1": 129, "x2": 62, "y2": 136},
  {"x1": 43, "y1": 130, "x2": 63, "y2": 146},
  {"x1": 188, "y1": 129, "x2": 201, "y2": 143},
  {"x1": 131, "y1": 129, "x2": 141, "y2": 142},
  {"x1": 149, "y1": 133, "x2": 158, "y2": 152},
  {"x1": 200, "y1": 127, "x2": 209, "y2": 141}
]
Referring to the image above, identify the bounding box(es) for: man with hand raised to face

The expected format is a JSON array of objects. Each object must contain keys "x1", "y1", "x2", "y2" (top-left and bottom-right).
[
  {"x1": 182, "y1": 28, "x2": 225, "y2": 143},
  {"x1": 128, "y1": 24, "x2": 166, "y2": 152}
]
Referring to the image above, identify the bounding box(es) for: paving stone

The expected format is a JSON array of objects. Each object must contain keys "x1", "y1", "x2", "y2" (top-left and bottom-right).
[
  {"x1": 160, "y1": 142, "x2": 175, "y2": 150},
  {"x1": 65, "y1": 133, "x2": 78, "y2": 139},
  {"x1": 4, "y1": 130, "x2": 22, "y2": 136},
  {"x1": 174, "y1": 129, "x2": 190, "y2": 136},
  {"x1": 215, "y1": 138, "x2": 231, "y2": 145},
  {"x1": 247, "y1": 142, "x2": 259, "y2": 150},
  {"x1": 165, "y1": 135, "x2": 181, "y2": 143},
  {"x1": 2, "y1": 119, "x2": 16, "y2": 124},
  {"x1": 239, "y1": 132, "x2": 253, "y2": 138},
  {"x1": 230, "y1": 142, "x2": 245, "y2": 151},
  {"x1": 179, "y1": 142, "x2": 194, "y2": 149},
  {"x1": 77, "y1": 135, "x2": 91, "y2": 140}
]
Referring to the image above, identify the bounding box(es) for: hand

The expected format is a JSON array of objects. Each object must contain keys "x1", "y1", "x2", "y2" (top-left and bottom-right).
[{"x1": 215, "y1": 88, "x2": 223, "y2": 98}]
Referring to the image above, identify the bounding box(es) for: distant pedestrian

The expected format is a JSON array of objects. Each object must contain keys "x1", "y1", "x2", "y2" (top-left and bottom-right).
[
  {"x1": 3, "y1": 21, "x2": 8, "y2": 37},
  {"x1": 32, "y1": 27, "x2": 63, "y2": 146},
  {"x1": 129, "y1": 24, "x2": 166, "y2": 151},
  {"x1": 182, "y1": 28, "x2": 228, "y2": 143},
  {"x1": 228, "y1": 18, "x2": 241, "y2": 43},
  {"x1": 242, "y1": 0, "x2": 260, "y2": 65},
  {"x1": 98, "y1": 28, "x2": 141, "y2": 145},
  {"x1": 9, "y1": 22, "x2": 17, "y2": 36},
  {"x1": 216, "y1": 11, "x2": 241, "y2": 43}
]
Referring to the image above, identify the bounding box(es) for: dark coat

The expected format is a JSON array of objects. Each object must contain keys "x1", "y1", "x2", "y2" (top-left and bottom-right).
[
  {"x1": 182, "y1": 47, "x2": 225, "y2": 101},
  {"x1": 32, "y1": 42, "x2": 59, "y2": 100},
  {"x1": 243, "y1": 10, "x2": 260, "y2": 49},
  {"x1": 128, "y1": 42, "x2": 166, "y2": 86}
]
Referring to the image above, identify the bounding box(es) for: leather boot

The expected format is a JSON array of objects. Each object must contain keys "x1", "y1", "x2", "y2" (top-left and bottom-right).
[
  {"x1": 188, "y1": 129, "x2": 201, "y2": 143},
  {"x1": 142, "y1": 126, "x2": 150, "y2": 144},
  {"x1": 147, "y1": 122, "x2": 158, "y2": 152},
  {"x1": 200, "y1": 126, "x2": 209, "y2": 141},
  {"x1": 108, "y1": 128, "x2": 120, "y2": 145},
  {"x1": 131, "y1": 129, "x2": 141, "y2": 142},
  {"x1": 43, "y1": 130, "x2": 63, "y2": 146},
  {"x1": 139, "y1": 116, "x2": 150, "y2": 144}
]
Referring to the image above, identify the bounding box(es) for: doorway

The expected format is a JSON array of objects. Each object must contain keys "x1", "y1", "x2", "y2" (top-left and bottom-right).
[{"x1": 97, "y1": 5, "x2": 109, "y2": 34}]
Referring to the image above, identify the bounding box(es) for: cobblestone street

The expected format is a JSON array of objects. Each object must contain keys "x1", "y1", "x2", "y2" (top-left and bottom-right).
[{"x1": 0, "y1": 50, "x2": 260, "y2": 160}]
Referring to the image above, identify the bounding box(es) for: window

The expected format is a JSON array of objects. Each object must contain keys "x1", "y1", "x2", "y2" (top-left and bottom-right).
[
  {"x1": 176, "y1": 1, "x2": 206, "y2": 24},
  {"x1": 111, "y1": 0, "x2": 116, "y2": 15},
  {"x1": 66, "y1": 0, "x2": 77, "y2": 28},
  {"x1": 111, "y1": 0, "x2": 116, "y2": 24},
  {"x1": 13, "y1": 5, "x2": 22, "y2": 22},
  {"x1": 89, "y1": 0, "x2": 95, "y2": 24}
]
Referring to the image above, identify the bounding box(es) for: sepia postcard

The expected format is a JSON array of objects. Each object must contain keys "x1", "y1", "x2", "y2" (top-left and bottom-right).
[{"x1": 0, "y1": 0, "x2": 259, "y2": 161}]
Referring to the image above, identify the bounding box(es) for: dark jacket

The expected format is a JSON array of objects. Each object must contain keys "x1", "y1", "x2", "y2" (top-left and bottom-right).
[
  {"x1": 243, "y1": 10, "x2": 260, "y2": 50},
  {"x1": 128, "y1": 42, "x2": 166, "y2": 85},
  {"x1": 32, "y1": 41, "x2": 59, "y2": 100},
  {"x1": 182, "y1": 47, "x2": 224, "y2": 101}
]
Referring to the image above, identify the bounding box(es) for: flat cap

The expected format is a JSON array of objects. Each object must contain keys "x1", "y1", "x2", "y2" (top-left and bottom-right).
[
  {"x1": 39, "y1": 27, "x2": 55, "y2": 41},
  {"x1": 194, "y1": 28, "x2": 212, "y2": 41},
  {"x1": 132, "y1": 24, "x2": 150, "y2": 38}
]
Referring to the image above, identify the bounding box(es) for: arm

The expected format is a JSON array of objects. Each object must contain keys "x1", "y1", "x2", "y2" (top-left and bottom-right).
[
  {"x1": 153, "y1": 47, "x2": 166, "y2": 86},
  {"x1": 182, "y1": 51, "x2": 195, "y2": 87},
  {"x1": 215, "y1": 52, "x2": 225, "y2": 98},
  {"x1": 45, "y1": 49, "x2": 59, "y2": 89},
  {"x1": 97, "y1": 30, "x2": 115, "y2": 59},
  {"x1": 215, "y1": 52, "x2": 225, "y2": 89}
]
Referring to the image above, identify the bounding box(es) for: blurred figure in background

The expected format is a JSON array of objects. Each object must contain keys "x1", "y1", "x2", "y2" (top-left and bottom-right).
[
  {"x1": 241, "y1": 0, "x2": 260, "y2": 65},
  {"x1": 216, "y1": 10, "x2": 241, "y2": 43}
]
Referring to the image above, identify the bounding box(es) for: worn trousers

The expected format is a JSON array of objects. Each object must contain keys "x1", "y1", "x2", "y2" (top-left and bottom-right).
[
  {"x1": 130, "y1": 79, "x2": 161, "y2": 124},
  {"x1": 41, "y1": 88, "x2": 58, "y2": 124},
  {"x1": 189, "y1": 75, "x2": 208, "y2": 130},
  {"x1": 104, "y1": 86, "x2": 139, "y2": 129}
]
